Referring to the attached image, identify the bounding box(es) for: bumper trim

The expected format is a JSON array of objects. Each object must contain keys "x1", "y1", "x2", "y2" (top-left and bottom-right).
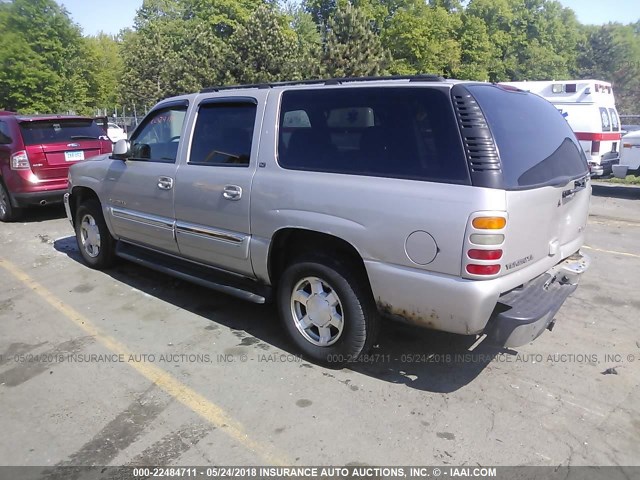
[
  {"x1": 484, "y1": 251, "x2": 590, "y2": 347},
  {"x1": 12, "y1": 189, "x2": 67, "y2": 208}
]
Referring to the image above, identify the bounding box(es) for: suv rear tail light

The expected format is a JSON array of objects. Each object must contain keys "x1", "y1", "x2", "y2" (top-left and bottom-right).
[
  {"x1": 591, "y1": 141, "x2": 600, "y2": 155},
  {"x1": 464, "y1": 214, "x2": 507, "y2": 277},
  {"x1": 11, "y1": 150, "x2": 30, "y2": 170},
  {"x1": 468, "y1": 249, "x2": 503, "y2": 260},
  {"x1": 466, "y1": 264, "x2": 501, "y2": 276}
]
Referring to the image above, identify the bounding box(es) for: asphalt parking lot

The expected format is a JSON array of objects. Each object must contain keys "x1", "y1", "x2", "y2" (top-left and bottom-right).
[{"x1": 0, "y1": 182, "x2": 639, "y2": 470}]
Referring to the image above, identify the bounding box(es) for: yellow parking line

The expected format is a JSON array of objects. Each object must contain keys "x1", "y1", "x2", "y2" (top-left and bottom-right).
[
  {"x1": 0, "y1": 257, "x2": 290, "y2": 466},
  {"x1": 583, "y1": 245, "x2": 640, "y2": 259}
]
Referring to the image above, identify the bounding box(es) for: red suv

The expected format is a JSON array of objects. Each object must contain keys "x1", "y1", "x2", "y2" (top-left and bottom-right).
[{"x1": 0, "y1": 112, "x2": 112, "y2": 221}]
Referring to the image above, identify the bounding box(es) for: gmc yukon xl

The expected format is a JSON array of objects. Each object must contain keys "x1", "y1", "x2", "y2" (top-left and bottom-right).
[{"x1": 64, "y1": 76, "x2": 591, "y2": 363}]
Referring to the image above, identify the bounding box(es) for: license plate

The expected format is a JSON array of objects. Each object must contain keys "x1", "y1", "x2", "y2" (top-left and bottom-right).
[{"x1": 64, "y1": 151, "x2": 84, "y2": 162}]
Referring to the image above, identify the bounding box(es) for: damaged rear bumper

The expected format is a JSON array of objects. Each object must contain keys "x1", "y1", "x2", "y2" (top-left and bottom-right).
[{"x1": 484, "y1": 251, "x2": 591, "y2": 348}]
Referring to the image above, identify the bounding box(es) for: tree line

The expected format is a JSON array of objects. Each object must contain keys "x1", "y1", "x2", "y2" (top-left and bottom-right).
[{"x1": 1, "y1": 0, "x2": 639, "y2": 116}]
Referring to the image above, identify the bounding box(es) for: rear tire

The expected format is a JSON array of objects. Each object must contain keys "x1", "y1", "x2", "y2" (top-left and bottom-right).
[
  {"x1": 75, "y1": 199, "x2": 116, "y2": 269},
  {"x1": 0, "y1": 181, "x2": 22, "y2": 222},
  {"x1": 277, "y1": 254, "x2": 380, "y2": 365}
]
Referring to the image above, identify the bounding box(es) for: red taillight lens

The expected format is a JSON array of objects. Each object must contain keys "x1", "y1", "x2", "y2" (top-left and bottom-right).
[
  {"x1": 591, "y1": 141, "x2": 600, "y2": 155},
  {"x1": 468, "y1": 249, "x2": 503, "y2": 260},
  {"x1": 466, "y1": 264, "x2": 501, "y2": 275}
]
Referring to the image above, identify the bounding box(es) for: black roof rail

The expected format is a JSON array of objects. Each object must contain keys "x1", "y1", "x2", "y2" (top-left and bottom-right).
[{"x1": 200, "y1": 74, "x2": 446, "y2": 93}]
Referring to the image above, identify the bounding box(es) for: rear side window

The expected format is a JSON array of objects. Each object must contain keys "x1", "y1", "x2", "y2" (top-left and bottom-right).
[
  {"x1": 19, "y1": 119, "x2": 106, "y2": 146},
  {"x1": 189, "y1": 102, "x2": 256, "y2": 167},
  {"x1": 609, "y1": 108, "x2": 620, "y2": 131},
  {"x1": 599, "y1": 107, "x2": 611, "y2": 132},
  {"x1": 468, "y1": 85, "x2": 588, "y2": 188},
  {"x1": 278, "y1": 87, "x2": 469, "y2": 184},
  {"x1": 0, "y1": 120, "x2": 11, "y2": 144}
]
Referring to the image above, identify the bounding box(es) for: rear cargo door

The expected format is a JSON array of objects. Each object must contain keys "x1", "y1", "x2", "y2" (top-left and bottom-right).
[
  {"x1": 467, "y1": 85, "x2": 590, "y2": 275},
  {"x1": 19, "y1": 119, "x2": 110, "y2": 180}
]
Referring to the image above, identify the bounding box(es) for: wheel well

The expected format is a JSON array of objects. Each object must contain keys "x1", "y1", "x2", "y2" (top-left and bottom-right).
[
  {"x1": 69, "y1": 187, "x2": 100, "y2": 224},
  {"x1": 268, "y1": 229, "x2": 370, "y2": 287},
  {"x1": 0, "y1": 175, "x2": 16, "y2": 208}
]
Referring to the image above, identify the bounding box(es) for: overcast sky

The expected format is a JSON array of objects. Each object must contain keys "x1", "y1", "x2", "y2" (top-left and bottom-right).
[{"x1": 58, "y1": 0, "x2": 639, "y2": 37}]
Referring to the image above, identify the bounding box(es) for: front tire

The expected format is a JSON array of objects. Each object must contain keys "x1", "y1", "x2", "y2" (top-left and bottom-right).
[
  {"x1": 0, "y1": 181, "x2": 22, "y2": 222},
  {"x1": 75, "y1": 199, "x2": 116, "y2": 269},
  {"x1": 277, "y1": 254, "x2": 379, "y2": 364}
]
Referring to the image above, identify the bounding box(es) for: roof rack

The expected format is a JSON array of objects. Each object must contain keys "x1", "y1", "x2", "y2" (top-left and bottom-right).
[{"x1": 200, "y1": 74, "x2": 446, "y2": 93}]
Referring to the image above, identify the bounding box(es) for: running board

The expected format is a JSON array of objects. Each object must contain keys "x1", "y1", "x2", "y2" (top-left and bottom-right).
[{"x1": 115, "y1": 242, "x2": 270, "y2": 304}]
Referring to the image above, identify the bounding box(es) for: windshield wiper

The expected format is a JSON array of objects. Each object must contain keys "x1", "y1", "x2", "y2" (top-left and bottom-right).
[{"x1": 70, "y1": 135, "x2": 99, "y2": 140}]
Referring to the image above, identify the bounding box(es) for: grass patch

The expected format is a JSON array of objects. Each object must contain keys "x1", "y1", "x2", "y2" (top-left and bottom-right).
[{"x1": 597, "y1": 174, "x2": 640, "y2": 185}]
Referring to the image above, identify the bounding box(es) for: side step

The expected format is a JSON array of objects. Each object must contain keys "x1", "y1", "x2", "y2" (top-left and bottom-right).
[{"x1": 115, "y1": 242, "x2": 271, "y2": 304}]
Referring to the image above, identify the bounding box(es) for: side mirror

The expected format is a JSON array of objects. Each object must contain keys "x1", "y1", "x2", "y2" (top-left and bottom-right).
[{"x1": 112, "y1": 139, "x2": 131, "y2": 160}]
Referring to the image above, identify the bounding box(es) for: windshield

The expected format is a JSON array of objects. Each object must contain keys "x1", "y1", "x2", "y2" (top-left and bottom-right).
[{"x1": 19, "y1": 119, "x2": 105, "y2": 146}]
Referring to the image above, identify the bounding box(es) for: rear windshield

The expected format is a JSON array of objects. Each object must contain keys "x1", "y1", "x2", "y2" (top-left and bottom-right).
[
  {"x1": 19, "y1": 119, "x2": 105, "y2": 146},
  {"x1": 278, "y1": 87, "x2": 470, "y2": 184},
  {"x1": 468, "y1": 85, "x2": 588, "y2": 188}
]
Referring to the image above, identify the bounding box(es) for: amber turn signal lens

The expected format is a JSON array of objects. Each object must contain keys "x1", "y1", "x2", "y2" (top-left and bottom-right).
[{"x1": 472, "y1": 217, "x2": 506, "y2": 230}]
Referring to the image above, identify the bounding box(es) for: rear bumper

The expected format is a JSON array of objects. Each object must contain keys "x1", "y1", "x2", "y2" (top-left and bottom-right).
[
  {"x1": 484, "y1": 251, "x2": 590, "y2": 347},
  {"x1": 12, "y1": 188, "x2": 67, "y2": 207},
  {"x1": 366, "y1": 250, "x2": 590, "y2": 344}
]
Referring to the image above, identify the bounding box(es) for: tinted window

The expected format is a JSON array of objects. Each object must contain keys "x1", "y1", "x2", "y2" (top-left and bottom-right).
[
  {"x1": 0, "y1": 120, "x2": 11, "y2": 144},
  {"x1": 130, "y1": 107, "x2": 187, "y2": 162},
  {"x1": 609, "y1": 108, "x2": 619, "y2": 131},
  {"x1": 189, "y1": 103, "x2": 256, "y2": 167},
  {"x1": 278, "y1": 88, "x2": 469, "y2": 184},
  {"x1": 19, "y1": 119, "x2": 105, "y2": 146},
  {"x1": 599, "y1": 107, "x2": 611, "y2": 132},
  {"x1": 468, "y1": 85, "x2": 588, "y2": 188}
]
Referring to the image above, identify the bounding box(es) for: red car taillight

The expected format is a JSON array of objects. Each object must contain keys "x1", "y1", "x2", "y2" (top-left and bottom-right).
[{"x1": 10, "y1": 150, "x2": 30, "y2": 170}]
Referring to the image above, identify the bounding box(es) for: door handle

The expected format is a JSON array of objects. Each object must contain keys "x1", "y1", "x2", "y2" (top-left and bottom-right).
[
  {"x1": 158, "y1": 176, "x2": 174, "y2": 190},
  {"x1": 223, "y1": 185, "x2": 242, "y2": 201}
]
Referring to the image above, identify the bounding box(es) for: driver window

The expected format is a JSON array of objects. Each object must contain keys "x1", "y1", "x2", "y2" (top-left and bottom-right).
[{"x1": 130, "y1": 106, "x2": 187, "y2": 162}]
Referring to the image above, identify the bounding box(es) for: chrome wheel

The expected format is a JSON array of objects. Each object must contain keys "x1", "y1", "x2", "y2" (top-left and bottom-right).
[
  {"x1": 290, "y1": 276, "x2": 344, "y2": 347},
  {"x1": 80, "y1": 214, "x2": 101, "y2": 258}
]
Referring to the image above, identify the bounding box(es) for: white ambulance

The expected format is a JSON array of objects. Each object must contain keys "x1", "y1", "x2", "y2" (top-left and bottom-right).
[{"x1": 500, "y1": 80, "x2": 622, "y2": 176}]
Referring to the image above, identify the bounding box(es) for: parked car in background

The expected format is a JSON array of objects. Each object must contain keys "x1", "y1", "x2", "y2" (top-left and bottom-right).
[
  {"x1": 107, "y1": 122, "x2": 127, "y2": 143},
  {"x1": 501, "y1": 80, "x2": 622, "y2": 176},
  {"x1": 621, "y1": 124, "x2": 640, "y2": 135},
  {"x1": 0, "y1": 112, "x2": 112, "y2": 221},
  {"x1": 65, "y1": 76, "x2": 591, "y2": 363},
  {"x1": 621, "y1": 129, "x2": 640, "y2": 175}
]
